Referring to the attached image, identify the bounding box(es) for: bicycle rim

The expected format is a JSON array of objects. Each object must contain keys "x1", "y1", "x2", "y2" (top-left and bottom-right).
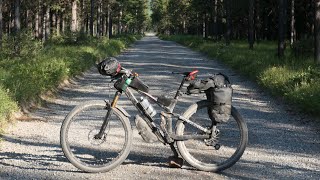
[
  {"x1": 176, "y1": 101, "x2": 248, "y2": 172},
  {"x1": 61, "y1": 101, "x2": 132, "y2": 172}
]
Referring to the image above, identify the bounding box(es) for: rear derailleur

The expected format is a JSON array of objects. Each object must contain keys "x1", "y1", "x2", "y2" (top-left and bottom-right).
[{"x1": 204, "y1": 127, "x2": 221, "y2": 150}]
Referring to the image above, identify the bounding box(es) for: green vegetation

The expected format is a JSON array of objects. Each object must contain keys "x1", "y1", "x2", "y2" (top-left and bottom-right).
[
  {"x1": 0, "y1": 33, "x2": 141, "y2": 132},
  {"x1": 0, "y1": 86, "x2": 19, "y2": 133},
  {"x1": 161, "y1": 35, "x2": 320, "y2": 116}
]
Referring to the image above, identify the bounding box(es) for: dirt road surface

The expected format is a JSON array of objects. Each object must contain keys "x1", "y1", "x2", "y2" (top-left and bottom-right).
[{"x1": 1, "y1": 35, "x2": 319, "y2": 180}]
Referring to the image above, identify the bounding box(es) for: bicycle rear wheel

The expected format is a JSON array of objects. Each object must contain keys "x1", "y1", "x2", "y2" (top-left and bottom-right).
[
  {"x1": 175, "y1": 100, "x2": 248, "y2": 172},
  {"x1": 60, "y1": 100, "x2": 132, "y2": 173}
]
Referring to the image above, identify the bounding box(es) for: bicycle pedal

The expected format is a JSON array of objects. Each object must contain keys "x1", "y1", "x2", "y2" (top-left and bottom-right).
[
  {"x1": 168, "y1": 156, "x2": 183, "y2": 168},
  {"x1": 135, "y1": 115, "x2": 158, "y2": 143}
]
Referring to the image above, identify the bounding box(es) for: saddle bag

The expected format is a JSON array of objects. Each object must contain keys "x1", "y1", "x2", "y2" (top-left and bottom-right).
[{"x1": 187, "y1": 73, "x2": 233, "y2": 123}]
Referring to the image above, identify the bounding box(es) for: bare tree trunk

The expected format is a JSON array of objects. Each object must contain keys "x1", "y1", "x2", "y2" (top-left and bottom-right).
[
  {"x1": 255, "y1": 0, "x2": 261, "y2": 43},
  {"x1": 315, "y1": 0, "x2": 320, "y2": 64},
  {"x1": 213, "y1": 0, "x2": 218, "y2": 40},
  {"x1": 90, "y1": 0, "x2": 94, "y2": 36},
  {"x1": 38, "y1": 1, "x2": 43, "y2": 40},
  {"x1": 86, "y1": 13, "x2": 89, "y2": 34},
  {"x1": 35, "y1": 8, "x2": 39, "y2": 38},
  {"x1": 248, "y1": 0, "x2": 254, "y2": 49},
  {"x1": 108, "y1": 3, "x2": 112, "y2": 38},
  {"x1": 101, "y1": 1, "x2": 105, "y2": 36},
  {"x1": 10, "y1": 3, "x2": 14, "y2": 35},
  {"x1": 118, "y1": 9, "x2": 122, "y2": 35},
  {"x1": 290, "y1": 0, "x2": 296, "y2": 46},
  {"x1": 205, "y1": 14, "x2": 208, "y2": 39},
  {"x1": 278, "y1": 0, "x2": 287, "y2": 57},
  {"x1": 0, "y1": 0, "x2": 3, "y2": 48},
  {"x1": 225, "y1": 0, "x2": 231, "y2": 45},
  {"x1": 97, "y1": 0, "x2": 101, "y2": 37},
  {"x1": 14, "y1": 0, "x2": 20, "y2": 35},
  {"x1": 71, "y1": 0, "x2": 78, "y2": 33},
  {"x1": 62, "y1": 13, "x2": 65, "y2": 34},
  {"x1": 202, "y1": 15, "x2": 205, "y2": 38},
  {"x1": 27, "y1": 10, "x2": 33, "y2": 32},
  {"x1": 45, "y1": 6, "x2": 50, "y2": 41},
  {"x1": 79, "y1": 0, "x2": 85, "y2": 33},
  {"x1": 56, "y1": 12, "x2": 60, "y2": 36},
  {"x1": 14, "y1": 0, "x2": 20, "y2": 55}
]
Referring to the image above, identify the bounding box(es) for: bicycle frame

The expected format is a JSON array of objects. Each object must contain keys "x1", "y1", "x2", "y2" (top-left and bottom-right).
[{"x1": 95, "y1": 74, "x2": 212, "y2": 144}]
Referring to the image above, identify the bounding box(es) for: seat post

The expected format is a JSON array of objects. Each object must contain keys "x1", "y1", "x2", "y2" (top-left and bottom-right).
[{"x1": 174, "y1": 77, "x2": 186, "y2": 99}]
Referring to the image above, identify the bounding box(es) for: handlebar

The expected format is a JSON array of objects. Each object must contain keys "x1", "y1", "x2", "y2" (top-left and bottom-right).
[{"x1": 118, "y1": 67, "x2": 131, "y2": 76}]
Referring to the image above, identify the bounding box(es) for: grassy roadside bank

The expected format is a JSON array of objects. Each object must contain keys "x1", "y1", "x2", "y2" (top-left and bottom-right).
[
  {"x1": 0, "y1": 34, "x2": 142, "y2": 133},
  {"x1": 160, "y1": 35, "x2": 320, "y2": 118}
]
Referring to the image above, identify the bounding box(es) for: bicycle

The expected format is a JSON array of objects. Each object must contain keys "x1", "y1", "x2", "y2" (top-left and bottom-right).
[{"x1": 60, "y1": 58, "x2": 248, "y2": 173}]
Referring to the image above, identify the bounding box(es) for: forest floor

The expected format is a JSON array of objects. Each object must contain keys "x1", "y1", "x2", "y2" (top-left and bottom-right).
[{"x1": 0, "y1": 34, "x2": 319, "y2": 179}]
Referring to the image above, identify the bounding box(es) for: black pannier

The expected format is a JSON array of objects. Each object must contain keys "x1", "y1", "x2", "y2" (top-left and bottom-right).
[
  {"x1": 187, "y1": 73, "x2": 232, "y2": 123},
  {"x1": 114, "y1": 76, "x2": 149, "y2": 93},
  {"x1": 97, "y1": 57, "x2": 121, "y2": 77}
]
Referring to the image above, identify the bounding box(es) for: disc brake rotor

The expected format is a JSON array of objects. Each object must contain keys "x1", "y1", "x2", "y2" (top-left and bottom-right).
[{"x1": 88, "y1": 129, "x2": 107, "y2": 146}]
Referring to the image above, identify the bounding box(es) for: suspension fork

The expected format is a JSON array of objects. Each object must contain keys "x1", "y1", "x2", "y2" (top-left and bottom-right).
[{"x1": 95, "y1": 91, "x2": 121, "y2": 139}]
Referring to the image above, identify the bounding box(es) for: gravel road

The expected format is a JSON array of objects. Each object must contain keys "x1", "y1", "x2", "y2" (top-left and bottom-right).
[{"x1": 1, "y1": 34, "x2": 319, "y2": 180}]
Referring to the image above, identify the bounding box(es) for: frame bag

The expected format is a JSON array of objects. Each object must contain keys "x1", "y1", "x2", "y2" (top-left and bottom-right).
[{"x1": 205, "y1": 74, "x2": 232, "y2": 123}]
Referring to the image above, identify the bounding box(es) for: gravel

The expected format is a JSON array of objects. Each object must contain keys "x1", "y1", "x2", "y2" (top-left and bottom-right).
[{"x1": 1, "y1": 34, "x2": 319, "y2": 180}]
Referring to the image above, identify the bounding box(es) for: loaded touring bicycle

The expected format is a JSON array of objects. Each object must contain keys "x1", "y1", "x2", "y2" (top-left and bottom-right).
[{"x1": 60, "y1": 57, "x2": 248, "y2": 173}]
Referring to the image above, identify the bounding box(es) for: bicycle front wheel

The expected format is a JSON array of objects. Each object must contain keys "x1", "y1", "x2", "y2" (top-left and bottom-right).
[
  {"x1": 176, "y1": 100, "x2": 248, "y2": 172},
  {"x1": 60, "y1": 100, "x2": 132, "y2": 173}
]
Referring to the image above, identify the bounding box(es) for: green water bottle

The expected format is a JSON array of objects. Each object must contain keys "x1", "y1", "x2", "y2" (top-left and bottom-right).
[{"x1": 122, "y1": 77, "x2": 132, "y2": 91}]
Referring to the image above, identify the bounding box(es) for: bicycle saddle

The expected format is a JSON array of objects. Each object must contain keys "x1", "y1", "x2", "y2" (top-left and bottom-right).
[
  {"x1": 172, "y1": 70, "x2": 198, "y2": 81},
  {"x1": 172, "y1": 70, "x2": 199, "y2": 76}
]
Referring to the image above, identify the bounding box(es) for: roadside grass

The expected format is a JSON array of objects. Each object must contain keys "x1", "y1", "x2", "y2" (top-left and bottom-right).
[
  {"x1": 0, "y1": 33, "x2": 141, "y2": 132},
  {"x1": 160, "y1": 35, "x2": 320, "y2": 117},
  {"x1": 0, "y1": 86, "x2": 19, "y2": 134}
]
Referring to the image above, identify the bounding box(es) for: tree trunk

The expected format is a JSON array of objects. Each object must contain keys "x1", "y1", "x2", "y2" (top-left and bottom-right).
[
  {"x1": 10, "y1": 3, "x2": 14, "y2": 35},
  {"x1": 108, "y1": 3, "x2": 112, "y2": 38},
  {"x1": 255, "y1": 0, "x2": 261, "y2": 43},
  {"x1": 315, "y1": 0, "x2": 320, "y2": 64},
  {"x1": 56, "y1": 12, "x2": 60, "y2": 36},
  {"x1": 86, "y1": 13, "x2": 89, "y2": 34},
  {"x1": 248, "y1": 0, "x2": 254, "y2": 49},
  {"x1": 14, "y1": 0, "x2": 20, "y2": 35},
  {"x1": 183, "y1": 19, "x2": 186, "y2": 34},
  {"x1": 97, "y1": 0, "x2": 102, "y2": 37},
  {"x1": 90, "y1": 0, "x2": 94, "y2": 36},
  {"x1": 14, "y1": 0, "x2": 20, "y2": 55},
  {"x1": 101, "y1": 1, "x2": 105, "y2": 36},
  {"x1": 35, "y1": 8, "x2": 39, "y2": 38},
  {"x1": 79, "y1": 0, "x2": 85, "y2": 33},
  {"x1": 0, "y1": 0, "x2": 3, "y2": 48},
  {"x1": 290, "y1": 0, "x2": 296, "y2": 46},
  {"x1": 71, "y1": 0, "x2": 78, "y2": 33},
  {"x1": 278, "y1": 0, "x2": 287, "y2": 57},
  {"x1": 38, "y1": 1, "x2": 43, "y2": 40},
  {"x1": 202, "y1": 17, "x2": 205, "y2": 38},
  {"x1": 62, "y1": 13, "x2": 65, "y2": 34},
  {"x1": 225, "y1": 0, "x2": 231, "y2": 45},
  {"x1": 203, "y1": 14, "x2": 208, "y2": 39},
  {"x1": 118, "y1": 9, "x2": 122, "y2": 35},
  {"x1": 213, "y1": 0, "x2": 218, "y2": 40},
  {"x1": 45, "y1": 6, "x2": 50, "y2": 41}
]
